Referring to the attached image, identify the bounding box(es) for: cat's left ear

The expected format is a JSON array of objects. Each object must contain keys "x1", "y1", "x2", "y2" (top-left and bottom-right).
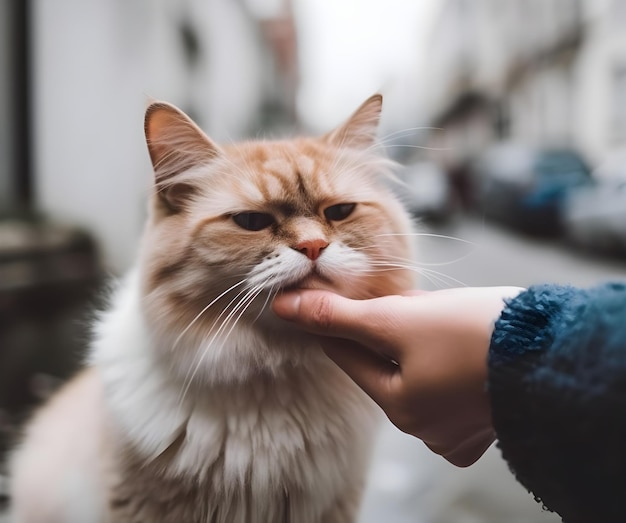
[
  {"x1": 323, "y1": 94, "x2": 382, "y2": 150},
  {"x1": 145, "y1": 101, "x2": 221, "y2": 212}
]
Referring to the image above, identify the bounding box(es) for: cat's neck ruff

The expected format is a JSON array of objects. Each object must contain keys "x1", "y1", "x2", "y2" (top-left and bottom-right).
[{"x1": 90, "y1": 270, "x2": 375, "y2": 476}]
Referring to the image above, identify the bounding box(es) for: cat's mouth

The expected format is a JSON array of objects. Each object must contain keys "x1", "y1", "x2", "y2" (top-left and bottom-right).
[{"x1": 283, "y1": 270, "x2": 333, "y2": 292}]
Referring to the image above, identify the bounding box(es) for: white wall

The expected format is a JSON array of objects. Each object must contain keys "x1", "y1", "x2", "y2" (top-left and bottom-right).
[
  {"x1": 32, "y1": 0, "x2": 263, "y2": 273},
  {"x1": 574, "y1": 0, "x2": 626, "y2": 164}
]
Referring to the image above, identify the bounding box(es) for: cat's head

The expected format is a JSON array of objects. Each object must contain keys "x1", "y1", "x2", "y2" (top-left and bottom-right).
[{"x1": 140, "y1": 95, "x2": 415, "y2": 383}]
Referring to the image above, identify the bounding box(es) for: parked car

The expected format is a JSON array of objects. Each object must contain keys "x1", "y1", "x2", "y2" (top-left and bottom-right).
[
  {"x1": 393, "y1": 161, "x2": 456, "y2": 223},
  {"x1": 473, "y1": 143, "x2": 592, "y2": 235},
  {"x1": 563, "y1": 152, "x2": 626, "y2": 255}
]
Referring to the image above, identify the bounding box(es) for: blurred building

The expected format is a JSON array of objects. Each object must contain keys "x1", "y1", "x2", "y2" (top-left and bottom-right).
[
  {"x1": 0, "y1": 0, "x2": 299, "y2": 460},
  {"x1": 0, "y1": 0, "x2": 298, "y2": 273},
  {"x1": 34, "y1": 0, "x2": 299, "y2": 273},
  {"x1": 421, "y1": 0, "x2": 626, "y2": 173}
]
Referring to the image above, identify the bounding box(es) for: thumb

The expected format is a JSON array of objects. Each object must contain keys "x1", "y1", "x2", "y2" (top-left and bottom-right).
[{"x1": 272, "y1": 290, "x2": 388, "y2": 348}]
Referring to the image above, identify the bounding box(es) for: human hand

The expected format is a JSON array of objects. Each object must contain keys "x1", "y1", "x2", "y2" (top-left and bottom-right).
[{"x1": 272, "y1": 286, "x2": 524, "y2": 467}]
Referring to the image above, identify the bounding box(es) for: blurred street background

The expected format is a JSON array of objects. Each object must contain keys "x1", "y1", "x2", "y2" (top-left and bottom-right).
[{"x1": 2, "y1": 0, "x2": 626, "y2": 521}]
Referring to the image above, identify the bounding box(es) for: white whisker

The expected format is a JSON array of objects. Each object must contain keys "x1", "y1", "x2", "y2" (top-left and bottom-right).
[
  {"x1": 372, "y1": 232, "x2": 475, "y2": 245},
  {"x1": 172, "y1": 279, "x2": 248, "y2": 350},
  {"x1": 377, "y1": 144, "x2": 452, "y2": 152},
  {"x1": 367, "y1": 259, "x2": 468, "y2": 288},
  {"x1": 377, "y1": 126, "x2": 446, "y2": 143},
  {"x1": 419, "y1": 267, "x2": 467, "y2": 288},
  {"x1": 175, "y1": 282, "x2": 259, "y2": 407},
  {"x1": 369, "y1": 251, "x2": 476, "y2": 268},
  {"x1": 252, "y1": 285, "x2": 275, "y2": 324},
  {"x1": 178, "y1": 283, "x2": 266, "y2": 405},
  {"x1": 212, "y1": 286, "x2": 265, "y2": 355}
]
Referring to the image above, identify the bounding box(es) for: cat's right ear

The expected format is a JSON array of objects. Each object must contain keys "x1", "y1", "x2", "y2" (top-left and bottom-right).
[{"x1": 144, "y1": 101, "x2": 221, "y2": 212}]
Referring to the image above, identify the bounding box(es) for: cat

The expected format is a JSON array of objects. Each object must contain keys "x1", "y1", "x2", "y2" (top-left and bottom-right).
[{"x1": 8, "y1": 94, "x2": 416, "y2": 523}]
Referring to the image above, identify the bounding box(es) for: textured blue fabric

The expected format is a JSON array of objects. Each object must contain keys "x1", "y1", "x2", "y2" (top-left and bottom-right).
[{"x1": 488, "y1": 282, "x2": 626, "y2": 523}]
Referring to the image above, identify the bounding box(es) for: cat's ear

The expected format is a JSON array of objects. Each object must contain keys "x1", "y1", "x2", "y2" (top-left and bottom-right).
[
  {"x1": 144, "y1": 101, "x2": 220, "y2": 212},
  {"x1": 323, "y1": 94, "x2": 383, "y2": 150}
]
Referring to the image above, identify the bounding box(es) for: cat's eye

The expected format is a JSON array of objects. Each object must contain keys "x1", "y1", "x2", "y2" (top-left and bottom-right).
[
  {"x1": 232, "y1": 212, "x2": 275, "y2": 231},
  {"x1": 324, "y1": 203, "x2": 356, "y2": 221}
]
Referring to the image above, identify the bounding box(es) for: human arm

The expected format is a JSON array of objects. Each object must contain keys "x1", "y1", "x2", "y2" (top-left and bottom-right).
[{"x1": 273, "y1": 282, "x2": 626, "y2": 522}]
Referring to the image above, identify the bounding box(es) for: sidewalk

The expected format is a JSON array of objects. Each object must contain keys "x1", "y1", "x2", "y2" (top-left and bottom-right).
[{"x1": 361, "y1": 420, "x2": 560, "y2": 523}]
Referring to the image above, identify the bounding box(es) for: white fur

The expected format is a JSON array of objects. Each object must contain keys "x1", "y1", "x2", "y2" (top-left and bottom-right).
[
  {"x1": 248, "y1": 241, "x2": 370, "y2": 290},
  {"x1": 9, "y1": 270, "x2": 379, "y2": 523},
  {"x1": 9, "y1": 368, "x2": 108, "y2": 523}
]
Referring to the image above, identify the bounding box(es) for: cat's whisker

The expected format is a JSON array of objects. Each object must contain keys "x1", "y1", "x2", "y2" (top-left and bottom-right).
[
  {"x1": 418, "y1": 267, "x2": 469, "y2": 288},
  {"x1": 177, "y1": 283, "x2": 258, "y2": 389},
  {"x1": 371, "y1": 231, "x2": 476, "y2": 245},
  {"x1": 177, "y1": 284, "x2": 268, "y2": 409},
  {"x1": 172, "y1": 279, "x2": 249, "y2": 350},
  {"x1": 370, "y1": 250, "x2": 476, "y2": 268},
  {"x1": 366, "y1": 264, "x2": 452, "y2": 289},
  {"x1": 178, "y1": 286, "x2": 265, "y2": 407},
  {"x1": 175, "y1": 285, "x2": 257, "y2": 410},
  {"x1": 251, "y1": 285, "x2": 276, "y2": 325},
  {"x1": 211, "y1": 285, "x2": 266, "y2": 356},
  {"x1": 374, "y1": 143, "x2": 452, "y2": 152},
  {"x1": 348, "y1": 232, "x2": 475, "y2": 262},
  {"x1": 367, "y1": 259, "x2": 468, "y2": 288},
  {"x1": 377, "y1": 126, "x2": 446, "y2": 143},
  {"x1": 178, "y1": 283, "x2": 266, "y2": 405},
  {"x1": 414, "y1": 269, "x2": 450, "y2": 289}
]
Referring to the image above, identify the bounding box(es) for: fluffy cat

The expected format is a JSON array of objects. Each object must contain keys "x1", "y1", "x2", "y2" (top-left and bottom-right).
[{"x1": 9, "y1": 94, "x2": 415, "y2": 523}]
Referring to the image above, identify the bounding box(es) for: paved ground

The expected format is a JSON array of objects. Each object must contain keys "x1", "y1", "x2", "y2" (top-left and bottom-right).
[{"x1": 359, "y1": 215, "x2": 626, "y2": 523}]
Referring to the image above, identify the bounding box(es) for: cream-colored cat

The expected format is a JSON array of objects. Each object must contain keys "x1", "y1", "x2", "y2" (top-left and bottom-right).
[{"x1": 9, "y1": 94, "x2": 415, "y2": 523}]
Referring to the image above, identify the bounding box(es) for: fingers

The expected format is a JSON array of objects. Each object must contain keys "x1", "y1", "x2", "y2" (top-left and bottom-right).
[
  {"x1": 320, "y1": 337, "x2": 400, "y2": 408},
  {"x1": 272, "y1": 290, "x2": 396, "y2": 353},
  {"x1": 273, "y1": 290, "x2": 406, "y2": 405}
]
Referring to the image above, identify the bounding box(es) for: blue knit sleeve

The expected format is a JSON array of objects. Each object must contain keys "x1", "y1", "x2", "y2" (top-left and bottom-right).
[{"x1": 488, "y1": 282, "x2": 626, "y2": 523}]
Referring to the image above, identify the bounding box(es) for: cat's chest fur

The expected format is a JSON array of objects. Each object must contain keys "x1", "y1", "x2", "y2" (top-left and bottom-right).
[
  {"x1": 106, "y1": 374, "x2": 376, "y2": 523},
  {"x1": 94, "y1": 273, "x2": 379, "y2": 523}
]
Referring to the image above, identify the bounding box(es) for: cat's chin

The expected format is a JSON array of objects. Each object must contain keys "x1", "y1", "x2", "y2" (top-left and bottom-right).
[{"x1": 283, "y1": 273, "x2": 335, "y2": 293}]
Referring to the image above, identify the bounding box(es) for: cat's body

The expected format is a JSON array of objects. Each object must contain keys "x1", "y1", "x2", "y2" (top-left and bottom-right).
[{"x1": 9, "y1": 95, "x2": 415, "y2": 523}]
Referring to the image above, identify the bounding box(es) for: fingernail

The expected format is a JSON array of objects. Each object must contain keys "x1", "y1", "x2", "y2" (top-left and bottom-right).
[{"x1": 272, "y1": 292, "x2": 301, "y2": 320}]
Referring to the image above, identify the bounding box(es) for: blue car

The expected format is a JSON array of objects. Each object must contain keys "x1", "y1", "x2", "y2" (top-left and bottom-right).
[{"x1": 474, "y1": 143, "x2": 591, "y2": 235}]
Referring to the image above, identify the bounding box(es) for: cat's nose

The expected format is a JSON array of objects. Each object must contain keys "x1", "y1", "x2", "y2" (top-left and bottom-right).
[{"x1": 295, "y1": 239, "x2": 329, "y2": 261}]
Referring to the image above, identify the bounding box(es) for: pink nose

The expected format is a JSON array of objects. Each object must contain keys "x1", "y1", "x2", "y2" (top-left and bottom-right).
[{"x1": 296, "y1": 239, "x2": 329, "y2": 261}]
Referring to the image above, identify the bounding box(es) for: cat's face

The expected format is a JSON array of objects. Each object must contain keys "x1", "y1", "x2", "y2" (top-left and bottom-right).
[{"x1": 139, "y1": 95, "x2": 415, "y2": 382}]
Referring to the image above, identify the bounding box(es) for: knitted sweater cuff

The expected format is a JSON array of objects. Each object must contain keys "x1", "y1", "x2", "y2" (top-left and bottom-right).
[
  {"x1": 487, "y1": 284, "x2": 583, "y2": 517},
  {"x1": 487, "y1": 282, "x2": 626, "y2": 522},
  {"x1": 489, "y1": 284, "x2": 578, "y2": 367}
]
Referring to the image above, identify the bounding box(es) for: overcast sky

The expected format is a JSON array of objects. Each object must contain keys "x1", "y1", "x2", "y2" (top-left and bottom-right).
[{"x1": 294, "y1": 0, "x2": 439, "y2": 133}]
